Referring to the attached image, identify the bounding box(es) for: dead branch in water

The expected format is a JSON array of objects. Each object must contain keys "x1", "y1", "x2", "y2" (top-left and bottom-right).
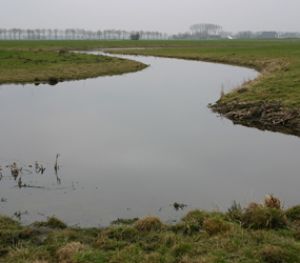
[{"x1": 54, "y1": 154, "x2": 60, "y2": 174}]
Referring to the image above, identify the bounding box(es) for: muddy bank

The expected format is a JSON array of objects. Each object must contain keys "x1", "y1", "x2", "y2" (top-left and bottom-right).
[{"x1": 210, "y1": 100, "x2": 300, "y2": 137}]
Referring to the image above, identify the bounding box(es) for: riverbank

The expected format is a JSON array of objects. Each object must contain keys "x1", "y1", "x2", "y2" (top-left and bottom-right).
[
  {"x1": 0, "y1": 45, "x2": 146, "y2": 84},
  {"x1": 106, "y1": 39, "x2": 300, "y2": 137},
  {"x1": 1, "y1": 196, "x2": 300, "y2": 262},
  {"x1": 2, "y1": 41, "x2": 299, "y2": 135}
]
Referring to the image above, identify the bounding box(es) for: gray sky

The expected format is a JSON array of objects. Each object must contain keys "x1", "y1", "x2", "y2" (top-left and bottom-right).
[{"x1": 1, "y1": 0, "x2": 299, "y2": 34}]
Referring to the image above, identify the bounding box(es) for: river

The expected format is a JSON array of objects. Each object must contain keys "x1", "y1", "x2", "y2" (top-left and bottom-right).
[{"x1": 0, "y1": 54, "x2": 299, "y2": 226}]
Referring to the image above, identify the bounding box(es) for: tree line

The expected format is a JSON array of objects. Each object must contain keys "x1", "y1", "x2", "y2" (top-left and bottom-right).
[
  {"x1": 1, "y1": 25, "x2": 299, "y2": 41},
  {"x1": 0, "y1": 28, "x2": 168, "y2": 40},
  {"x1": 172, "y1": 23, "x2": 300, "y2": 40}
]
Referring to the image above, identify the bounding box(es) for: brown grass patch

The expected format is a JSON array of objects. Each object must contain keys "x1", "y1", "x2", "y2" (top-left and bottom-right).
[
  {"x1": 134, "y1": 217, "x2": 163, "y2": 232},
  {"x1": 56, "y1": 242, "x2": 86, "y2": 263}
]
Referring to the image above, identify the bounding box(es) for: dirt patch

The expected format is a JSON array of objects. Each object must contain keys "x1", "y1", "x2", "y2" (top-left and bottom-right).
[{"x1": 210, "y1": 100, "x2": 300, "y2": 137}]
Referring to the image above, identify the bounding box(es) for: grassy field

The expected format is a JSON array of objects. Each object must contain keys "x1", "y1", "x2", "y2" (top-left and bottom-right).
[
  {"x1": 1, "y1": 196, "x2": 300, "y2": 263},
  {"x1": 0, "y1": 41, "x2": 148, "y2": 84},
  {"x1": 2, "y1": 40, "x2": 300, "y2": 106}
]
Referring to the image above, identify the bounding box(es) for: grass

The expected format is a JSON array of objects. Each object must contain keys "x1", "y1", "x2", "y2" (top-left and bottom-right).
[
  {"x1": 0, "y1": 42, "x2": 147, "y2": 84},
  {"x1": 104, "y1": 39, "x2": 300, "y2": 108},
  {"x1": 2, "y1": 39, "x2": 300, "y2": 108},
  {"x1": 1, "y1": 196, "x2": 300, "y2": 262}
]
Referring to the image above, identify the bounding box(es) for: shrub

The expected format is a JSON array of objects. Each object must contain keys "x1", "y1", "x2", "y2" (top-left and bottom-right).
[
  {"x1": 96, "y1": 235, "x2": 125, "y2": 250},
  {"x1": 48, "y1": 77, "x2": 59, "y2": 85},
  {"x1": 264, "y1": 195, "x2": 281, "y2": 209},
  {"x1": 242, "y1": 205, "x2": 287, "y2": 229},
  {"x1": 35, "y1": 217, "x2": 67, "y2": 229},
  {"x1": 182, "y1": 210, "x2": 207, "y2": 225},
  {"x1": 180, "y1": 210, "x2": 208, "y2": 233},
  {"x1": 139, "y1": 232, "x2": 163, "y2": 252},
  {"x1": 111, "y1": 218, "x2": 139, "y2": 225},
  {"x1": 134, "y1": 217, "x2": 163, "y2": 232},
  {"x1": 285, "y1": 205, "x2": 300, "y2": 221},
  {"x1": 0, "y1": 216, "x2": 20, "y2": 230},
  {"x1": 172, "y1": 243, "x2": 193, "y2": 258},
  {"x1": 101, "y1": 226, "x2": 139, "y2": 242},
  {"x1": 110, "y1": 245, "x2": 143, "y2": 263},
  {"x1": 260, "y1": 245, "x2": 286, "y2": 263},
  {"x1": 58, "y1": 49, "x2": 68, "y2": 55},
  {"x1": 203, "y1": 217, "x2": 230, "y2": 235},
  {"x1": 293, "y1": 229, "x2": 300, "y2": 241},
  {"x1": 227, "y1": 201, "x2": 243, "y2": 222}
]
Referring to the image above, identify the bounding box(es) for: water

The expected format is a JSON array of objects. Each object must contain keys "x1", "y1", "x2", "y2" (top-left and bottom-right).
[{"x1": 0, "y1": 54, "x2": 298, "y2": 226}]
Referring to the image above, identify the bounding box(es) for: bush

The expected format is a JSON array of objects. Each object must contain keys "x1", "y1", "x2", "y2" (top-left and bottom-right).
[
  {"x1": 242, "y1": 205, "x2": 287, "y2": 229},
  {"x1": 48, "y1": 77, "x2": 59, "y2": 85},
  {"x1": 111, "y1": 218, "x2": 139, "y2": 225},
  {"x1": 285, "y1": 205, "x2": 300, "y2": 221},
  {"x1": 96, "y1": 235, "x2": 125, "y2": 250},
  {"x1": 58, "y1": 49, "x2": 68, "y2": 55},
  {"x1": 0, "y1": 216, "x2": 20, "y2": 230},
  {"x1": 180, "y1": 210, "x2": 208, "y2": 233},
  {"x1": 101, "y1": 226, "x2": 139, "y2": 242},
  {"x1": 110, "y1": 245, "x2": 143, "y2": 262},
  {"x1": 260, "y1": 245, "x2": 286, "y2": 263},
  {"x1": 264, "y1": 195, "x2": 281, "y2": 209},
  {"x1": 34, "y1": 217, "x2": 67, "y2": 229},
  {"x1": 172, "y1": 243, "x2": 193, "y2": 258},
  {"x1": 134, "y1": 217, "x2": 163, "y2": 232},
  {"x1": 227, "y1": 201, "x2": 243, "y2": 222},
  {"x1": 203, "y1": 217, "x2": 230, "y2": 235}
]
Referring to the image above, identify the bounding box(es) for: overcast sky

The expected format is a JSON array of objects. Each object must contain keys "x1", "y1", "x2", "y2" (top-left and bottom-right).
[{"x1": 1, "y1": 0, "x2": 299, "y2": 34}]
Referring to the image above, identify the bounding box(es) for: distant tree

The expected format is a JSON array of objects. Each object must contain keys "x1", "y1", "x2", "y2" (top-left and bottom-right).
[
  {"x1": 235, "y1": 31, "x2": 255, "y2": 39},
  {"x1": 130, "y1": 32, "x2": 140, "y2": 40},
  {"x1": 258, "y1": 31, "x2": 278, "y2": 39},
  {"x1": 190, "y1": 23, "x2": 223, "y2": 39},
  {"x1": 0, "y1": 27, "x2": 168, "y2": 40},
  {"x1": 34, "y1": 29, "x2": 41, "y2": 39}
]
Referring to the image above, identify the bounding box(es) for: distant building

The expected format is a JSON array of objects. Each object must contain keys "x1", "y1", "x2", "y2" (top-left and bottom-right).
[
  {"x1": 278, "y1": 32, "x2": 300, "y2": 39},
  {"x1": 258, "y1": 31, "x2": 278, "y2": 39}
]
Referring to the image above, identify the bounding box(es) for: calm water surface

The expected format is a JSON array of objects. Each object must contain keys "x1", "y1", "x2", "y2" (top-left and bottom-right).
[{"x1": 0, "y1": 54, "x2": 299, "y2": 226}]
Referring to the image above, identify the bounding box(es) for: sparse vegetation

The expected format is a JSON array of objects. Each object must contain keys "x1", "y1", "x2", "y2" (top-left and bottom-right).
[{"x1": 1, "y1": 196, "x2": 300, "y2": 262}]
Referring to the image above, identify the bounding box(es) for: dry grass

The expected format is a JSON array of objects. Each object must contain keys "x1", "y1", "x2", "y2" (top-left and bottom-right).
[
  {"x1": 264, "y1": 194, "x2": 282, "y2": 209},
  {"x1": 203, "y1": 217, "x2": 230, "y2": 235},
  {"x1": 134, "y1": 217, "x2": 163, "y2": 232},
  {"x1": 56, "y1": 242, "x2": 86, "y2": 263}
]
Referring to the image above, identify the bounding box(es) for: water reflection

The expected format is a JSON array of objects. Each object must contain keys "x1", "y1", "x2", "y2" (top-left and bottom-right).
[{"x1": 1, "y1": 54, "x2": 298, "y2": 227}]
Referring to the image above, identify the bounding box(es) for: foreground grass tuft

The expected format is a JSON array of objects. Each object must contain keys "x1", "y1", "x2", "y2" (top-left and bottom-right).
[{"x1": 1, "y1": 196, "x2": 300, "y2": 262}]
